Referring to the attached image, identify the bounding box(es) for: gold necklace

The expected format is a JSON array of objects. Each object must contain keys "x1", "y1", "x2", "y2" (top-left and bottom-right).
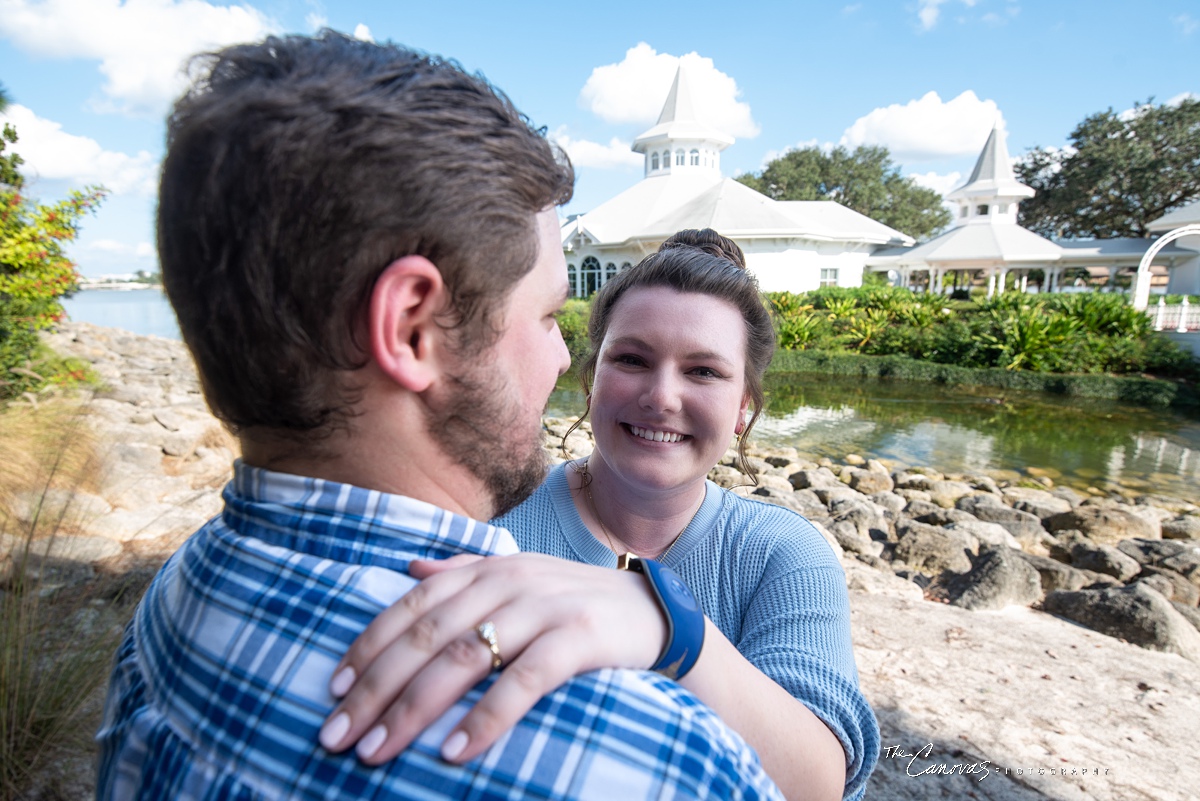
[{"x1": 572, "y1": 460, "x2": 692, "y2": 564}]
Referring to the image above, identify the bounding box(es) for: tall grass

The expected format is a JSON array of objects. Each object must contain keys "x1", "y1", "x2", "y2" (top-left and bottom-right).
[{"x1": 0, "y1": 400, "x2": 127, "y2": 800}]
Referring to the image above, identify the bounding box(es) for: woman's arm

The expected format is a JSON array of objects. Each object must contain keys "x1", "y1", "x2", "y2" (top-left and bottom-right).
[{"x1": 319, "y1": 553, "x2": 848, "y2": 801}]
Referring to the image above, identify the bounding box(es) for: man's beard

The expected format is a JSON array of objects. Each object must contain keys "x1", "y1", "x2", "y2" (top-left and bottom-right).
[{"x1": 423, "y1": 359, "x2": 548, "y2": 519}]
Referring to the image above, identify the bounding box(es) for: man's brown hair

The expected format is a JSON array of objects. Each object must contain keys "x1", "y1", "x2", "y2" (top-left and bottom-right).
[{"x1": 159, "y1": 31, "x2": 573, "y2": 438}]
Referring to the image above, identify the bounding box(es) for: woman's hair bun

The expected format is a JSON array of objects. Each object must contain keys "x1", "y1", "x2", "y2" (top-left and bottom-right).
[{"x1": 658, "y1": 228, "x2": 746, "y2": 269}]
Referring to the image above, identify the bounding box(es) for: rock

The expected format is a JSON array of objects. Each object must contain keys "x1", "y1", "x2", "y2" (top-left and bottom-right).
[
  {"x1": 788, "y1": 468, "x2": 842, "y2": 491},
  {"x1": 902, "y1": 499, "x2": 942, "y2": 518},
  {"x1": 1069, "y1": 541, "x2": 1142, "y2": 582},
  {"x1": 843, "y1": 453, "x2": 866, "y2": 466},
  {"x1": 933, "y1": 546, "x2": 1043, "y2": 611},
  {"x1": 1116, "y1": 538, "x2": 1193, "y2": 567},
  {"x1": 1137, "y1": 566, "x2": 1200, "y2": 607},
  {"x1": 829, "y1": 520, "x2": 882, "y2": 557},
  {"x1": 893, "y1": 520, "x2": 973, "y2": 575},
  {"x1": 892, "y1": 471, "x2": 935, "y2": 491},
  {"x1": 955, "y1": 496, "x2": 1046, "y2": 542},
  {"x1": 943, "y1": 520, "x2": 1021, "y2": 549},
  {"x1": 965, "y1": 474, "x2": 1002, "y2": 495},
  {"x1": 1043, "y1": 584, "x2": 1200, "y2": 662},
  {"x1": 925, "y1": 480, "x2": 975, "y2": 508},
  {"x1": 845, "y1": 467, "x2": 893, "y2": 495},
  {"x1": 12, "y1": 488, "x2": 113, "y2": 527},
  {"x1": 1045, "y1": 507, "x2": 1159, "y2": 546},
  {"x1": 21, "y1": 535, "x2": 123, "y2": 563},
  {"x1": 1136, "y1": 494, "x2": 1198, "y2": 515},
  {"x1": 914, "y1": 507, "x2": 977, "y2": 526},
  {"x1": 754, "y1": 473, "x2": 796, "y2": 494},
  {"x1": 865, "y1": 459, "x2": 889, "y2": 475},
  {"x1": 708, "y1": 465, "x2": 745, "y2": 489},
  {"x1": 1163, "y1": 516, "x2": 1200, "y2": 540},
  {"x1": 813, "y1": 486, "x2": 864, "y2": 507},
  {"x1": 843, "y1": 561, "x2": 924, "y2": 600},
  {"x1": 893, "y1": 488, "x2": 932, "y2": 504},
  {"x1": 1160, "y1": 549, "x2": 1200, "y2": 587},
  {"x1": 867, "y1": 492, "x2": 907, "y2": 514},
  {"x1": 1049, "y1": 486, "x2": 1085, "y2": 508},
  {"x1": 1015, "y1": 551, "x2": 1095, "y2": 593},
  {"x1": 1173, "y1": 602, "x2": 1200, "y2": 632},
  {"x1": 1002, "y1": 486, "x2": 1074, "y2": 518},
  {"x1": 1134, "y1": 574, "x2": 1177, "y2": 601}
]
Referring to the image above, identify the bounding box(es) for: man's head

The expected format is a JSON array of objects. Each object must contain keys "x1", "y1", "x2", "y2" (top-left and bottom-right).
[{"x1": 159, "y1": 31, "x2": 573, "y2": 446}]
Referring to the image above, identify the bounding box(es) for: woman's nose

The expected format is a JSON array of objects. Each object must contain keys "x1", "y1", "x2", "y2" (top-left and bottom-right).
[{"x1": 639, "y1": 370, "x2": 682, "y2": 414}]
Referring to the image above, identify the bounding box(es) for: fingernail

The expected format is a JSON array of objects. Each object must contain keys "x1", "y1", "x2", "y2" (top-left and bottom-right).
[
  {"x1": 441, "y1": 730, "x2": 469, "y2": 762},
  {"x1": 357, "y1": 724, "x2": 388, "y2": 760},
  {"x1": 330, "y1": 666, "x2": 356, "y2": 697},
  {"x1": 319, "y1": 712, "x2": 350, "y2": 750}
]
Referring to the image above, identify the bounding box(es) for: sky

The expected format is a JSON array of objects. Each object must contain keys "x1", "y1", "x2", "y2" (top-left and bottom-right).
[{"x1": 0, "y1": 0, "x2": 1197, "y2": 278}]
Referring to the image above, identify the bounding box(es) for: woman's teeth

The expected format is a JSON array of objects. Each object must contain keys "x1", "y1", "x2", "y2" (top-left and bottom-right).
[{"x1": 629, "y1": 425, "x2": 683, "y2": 443}]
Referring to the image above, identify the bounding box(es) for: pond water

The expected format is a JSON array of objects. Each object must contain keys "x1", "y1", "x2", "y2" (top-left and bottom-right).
[
  {"x1": 548, "y1": 374, "x2": 1200, "y2": 502},
  {"x1": 62, "y1": 289, "x2": 1199, "y2": 501}
]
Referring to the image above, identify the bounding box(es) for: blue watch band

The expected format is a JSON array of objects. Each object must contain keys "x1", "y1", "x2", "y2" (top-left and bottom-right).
[{"x1": 618, "y1": 555, "x2": 705, "y2": 680}]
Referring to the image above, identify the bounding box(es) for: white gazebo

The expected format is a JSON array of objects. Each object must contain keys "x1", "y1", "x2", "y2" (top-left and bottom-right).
[
  {"x1": 867, "y1": 125, "x2": 1063, "y2": 295},
  {"x1": 561, "y1": 66, "x2": 913, "y2": 296}
]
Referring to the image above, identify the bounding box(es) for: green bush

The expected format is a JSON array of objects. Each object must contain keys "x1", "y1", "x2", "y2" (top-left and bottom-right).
[{"x1": 555, "y1": 298, "x2": 592, "y2": 364}]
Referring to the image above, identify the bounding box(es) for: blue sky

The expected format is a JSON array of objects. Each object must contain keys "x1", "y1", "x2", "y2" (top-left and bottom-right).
[{"x1": 0, "y1": 0, "x2": 1196, "y2": 277}]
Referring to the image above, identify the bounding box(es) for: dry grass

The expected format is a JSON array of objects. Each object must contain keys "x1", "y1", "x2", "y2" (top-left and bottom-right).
[{"x1": 0, "y1": 399, "x2": 132, "y2": 800}]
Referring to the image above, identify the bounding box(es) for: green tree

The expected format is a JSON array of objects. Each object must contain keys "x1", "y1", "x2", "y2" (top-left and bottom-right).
[
  {"x1": 737, "y1": 145, "x2": 952, "y2": 241},
  {"x1": 1, "y1": 83, "x2": 24, "y2": 188},
  {"x1": 1016, "y1": 98, "x2": 1200, "y2": 238},
  {"x1": 0, "y1": 107, "x2": 106, "y2": 398}
]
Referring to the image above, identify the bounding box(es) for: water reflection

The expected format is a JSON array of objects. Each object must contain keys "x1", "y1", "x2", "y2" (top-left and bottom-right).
[{"x1": 547, "y1": 373, "x2": 1200, "y2": 500}]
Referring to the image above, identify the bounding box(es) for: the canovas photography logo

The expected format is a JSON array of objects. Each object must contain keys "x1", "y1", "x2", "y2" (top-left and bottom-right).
[{"x1": 883, "y1": 744, "x2": 1113, "y2": 783}]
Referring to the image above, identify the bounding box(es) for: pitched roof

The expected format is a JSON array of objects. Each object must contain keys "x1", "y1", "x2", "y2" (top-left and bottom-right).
[
  {"x1": 946, "y1": 125, "x2": 1035, "y2": 202},
  {"x1": 871, "y1": 223, "x2": 1061, "y2": 266},
  {"x1": 1147, "y1": 199, "x2": 1200, "y2": 232}
]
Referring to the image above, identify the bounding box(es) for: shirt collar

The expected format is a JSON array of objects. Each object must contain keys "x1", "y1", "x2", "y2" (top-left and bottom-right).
[{"x1": 221, "y1": 459, "x2": 519, "y2": 573}]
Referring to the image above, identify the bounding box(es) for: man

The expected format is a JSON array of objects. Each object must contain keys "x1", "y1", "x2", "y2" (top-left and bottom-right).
[{"x1": 96, "y1": 32, "x2": 782, "y2": 800}]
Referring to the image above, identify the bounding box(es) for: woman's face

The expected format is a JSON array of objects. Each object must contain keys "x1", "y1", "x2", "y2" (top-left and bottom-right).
[{"x1": 589, "y1": 286, "x2": 749, "y2": 496}]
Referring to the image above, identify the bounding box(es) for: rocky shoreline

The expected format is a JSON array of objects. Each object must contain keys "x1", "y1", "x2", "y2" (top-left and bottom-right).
[{"x1": 14, "y1": 322, "x2": 1200, "y2": 800}]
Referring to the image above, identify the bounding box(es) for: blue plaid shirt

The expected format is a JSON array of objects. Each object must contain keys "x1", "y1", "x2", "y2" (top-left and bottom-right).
[{"x1": 97, "y1": 461, "x2": 783, "y2": 800}]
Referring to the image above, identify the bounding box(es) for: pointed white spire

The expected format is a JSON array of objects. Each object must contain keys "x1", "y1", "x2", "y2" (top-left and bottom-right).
[
  {"x1": 947, "y1": 123, "x2": 1034, "y2": 227},
  {"x1": 631, "y1": 64, "x2": 733, "y2": 179}
]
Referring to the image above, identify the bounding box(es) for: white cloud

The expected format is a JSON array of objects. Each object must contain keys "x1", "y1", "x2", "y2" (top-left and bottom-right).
[
  {"x1": 0, "y1": 0, "x2": 277, "y2": 115},
  {"x1": 87, "y1": 239, "x2": 155, "y2": 259},
  {"x1": 1167, "y1": 92, "x2": 1199, "y2": 106},
  {"x1": 0, "y1": 104, "x2": 158, "y2": 194},
  {"x1": 917, "y1": 0, "x2": 977, "y2": 30},
  {"x1": 578, "y1": 43, "x2": 759, "y2": 139},
  {"x1": 840, "y1": 90, "x2": 1002, "y2": 161},
  {"x1": 1173, "y1": 13, "x2": 1198, "y2": 36},
  {"x1": 353, "y1": 23, "x2": 373, "y2": 42},
  {"x1": 908, "y1": 170, "x2": 963, "y2": 197},
  {"x1": 551, "y1": 127, "x2": 642, "y2": 170},
  {"x1": 305, "y1": 12, "x2": 328, "y2": 31}
]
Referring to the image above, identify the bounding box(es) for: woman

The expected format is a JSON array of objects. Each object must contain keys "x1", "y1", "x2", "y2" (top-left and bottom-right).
[{"x1": 320, "y1": 230, "x2": 879, "y2": 800}]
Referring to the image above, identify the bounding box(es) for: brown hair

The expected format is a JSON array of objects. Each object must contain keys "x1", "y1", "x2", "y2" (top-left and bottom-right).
[
  {"x1": 574, "y1": 228, "x2": 774, "y2": 478},
  {"x1": 158, "y1": 31, "x2": 573, "y2": 439}
]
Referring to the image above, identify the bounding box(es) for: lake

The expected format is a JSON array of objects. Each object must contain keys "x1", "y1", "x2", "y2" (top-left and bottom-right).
[{"x1": 63, "y1": 288, "x2": 1200, "y2": 500}]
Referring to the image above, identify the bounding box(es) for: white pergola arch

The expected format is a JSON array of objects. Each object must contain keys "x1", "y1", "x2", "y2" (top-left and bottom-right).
[{"x1": 1133, "y1": 224, "x2": 1200, "y2": 309}]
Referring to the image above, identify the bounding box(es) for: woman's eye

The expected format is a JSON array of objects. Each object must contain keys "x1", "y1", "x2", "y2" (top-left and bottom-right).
[
  {"x1": 690, "y1": 366, "x2": 721, "y2": 379},
  {"x1": 613, "y1": 353, "x2": 646, "y2": 367}
]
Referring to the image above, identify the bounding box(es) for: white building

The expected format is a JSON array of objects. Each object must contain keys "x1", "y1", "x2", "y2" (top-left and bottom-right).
[
  {"x1": 560, "y1": 67, "x2": 912, "y2": 296},
  {"x1": 867, "y1": 126, "x2": 1200, "y2": 296}
]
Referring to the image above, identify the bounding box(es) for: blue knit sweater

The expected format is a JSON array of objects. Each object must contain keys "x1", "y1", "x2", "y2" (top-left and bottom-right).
[{"x1": 494, "y1": 463, "x2": 879, "y2": 801}]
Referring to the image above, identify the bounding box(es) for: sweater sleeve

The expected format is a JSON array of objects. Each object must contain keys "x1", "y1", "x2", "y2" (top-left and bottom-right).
[{"x1": 732, "y1": 502, "x2": 880, "y2": 801}]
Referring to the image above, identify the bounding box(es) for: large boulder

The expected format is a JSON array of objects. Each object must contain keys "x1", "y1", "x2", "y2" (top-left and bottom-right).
[
  {"x1": 845, "y1": 467, "x2": 894, "y2": 495},
  {"x1": 1163, "y1": 516, "x2": 1200, "y2": 540},
  {"x1": 1116, "y1": 538, "x2": 1192, "y2": 567},
  {"x1": 933, "y1": 546, "x2": 1043, "y2": 610},
  {"x1": 788, "y1": 468, "x2": 843, "y2": 491},
  {"x1": 1068, "y1": 540, "x2": 1142, "y2": 582},
  {"x1": 943, "y1": 520, "x2": 1021, "y2": 550},
  {"x1": 1136, "y1": 566, "x2": 1200, "y2": 606},
  {"x1": 1046, "y1": 507, "x2": 1159, "y2": 546},
  {"x1": 914, "y1": 507, "x2": 978, "y2": 527},
  {"x1": 1015, "y1": 551, "x2": 1096, "y2": 594},
  {"x1": 893, "y1": 520, "x2": 973, "y2": 575},
  {"x1": 926, "y1": 480, "x2": 976, "y2": 508},
  {"x1": 1043, "y1": 584, "x2": 1200, "y2": 662},
  {"x1": 868, "y1": 491, "x2": 907, "y2": 514}
]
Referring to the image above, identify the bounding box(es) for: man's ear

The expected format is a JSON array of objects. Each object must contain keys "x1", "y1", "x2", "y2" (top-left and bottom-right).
[{"x1": 369, "y1": 256, "x2": 446, "y2": 393}]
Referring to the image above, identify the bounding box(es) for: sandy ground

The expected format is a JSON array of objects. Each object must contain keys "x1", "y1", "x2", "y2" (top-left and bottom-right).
[{"x1": 853, "y1": 581, "x2": 1200, "y2": 800}]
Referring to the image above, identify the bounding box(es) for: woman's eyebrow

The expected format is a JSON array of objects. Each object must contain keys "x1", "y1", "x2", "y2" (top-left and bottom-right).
[{"x1": 606, "y1": 336, "x2": 734, "y2": 365}]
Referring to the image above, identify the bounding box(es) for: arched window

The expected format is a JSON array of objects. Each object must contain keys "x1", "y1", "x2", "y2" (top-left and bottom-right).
[
  {"x1": 675, "y1": 150, "x2": 685, "y2": 166},
  {"x1": 662, "y1": 151, "x2": 671, "y2": 169},
  {"x1": 620, "y1": 262, "x2": 632, "y2": 272},
  {"x1": 567, "y1": 264, "x2": 577, "y2": 297},
  {"x1": 605, "y1": 262, "x2": 618, "y2": 283},
  {"x1": 976, "y1": 204, "x2": 989, "y2": 216},
  {"x1": 581, "y1": 256, "x2": 602, "y2": 297},
  {"x1": 690, "y1": 149, "x2": 699, "y2": 166},
  {"x1": 651, "y1": 152, "x2": 659, "y2": 170}
]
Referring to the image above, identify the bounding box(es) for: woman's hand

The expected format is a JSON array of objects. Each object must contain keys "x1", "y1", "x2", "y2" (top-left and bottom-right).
[{"x1": 318, "y1": 552, "x2": 667, "y2": 765}]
